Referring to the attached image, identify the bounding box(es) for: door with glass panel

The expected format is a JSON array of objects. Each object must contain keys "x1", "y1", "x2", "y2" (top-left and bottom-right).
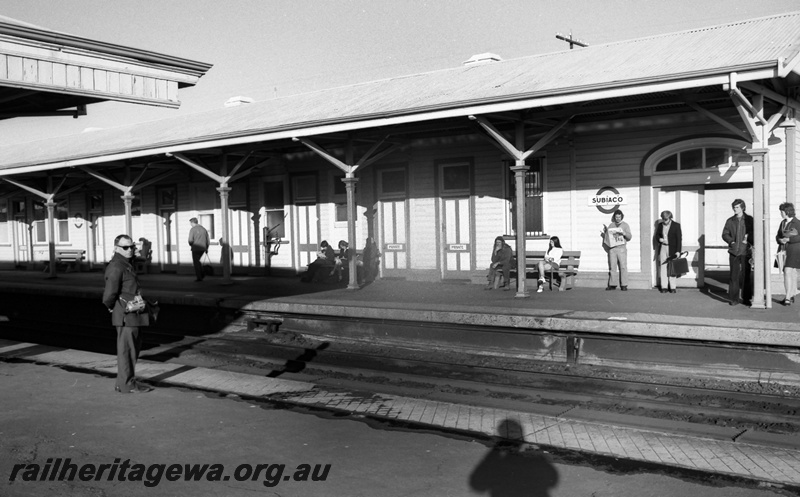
[
  {"x1": 261, "y1": 179, "x2": 290, "y2": 270},
  {"x1": 377, "y1": 167, "x2": 409, "y2": 275},
  {"x1": 439, "y1": 161, "x2": 474, "y2": 277},
  {"x1": 157, "y1": 186, "x2": 178, "y2": 267},
  {"x1": 291, "y1": 175, "x2": 319, "y2": 269},
  {"x1": 11, "y1": 199, "x2": 30, "y2": 266},
  {"x1": 87, "y1": 192, "x2": 104, "y2": 265},
  {"x1": 656, "y1": 187, "x2": 703, "y2": 287},
  {"x1": 227, "y1": 184, "x2": 252, "y2": 269}
]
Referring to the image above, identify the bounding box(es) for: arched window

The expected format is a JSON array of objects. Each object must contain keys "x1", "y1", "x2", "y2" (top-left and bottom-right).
[{"x1": 644, "y1": 138, "x2": 752, "y2": 177}]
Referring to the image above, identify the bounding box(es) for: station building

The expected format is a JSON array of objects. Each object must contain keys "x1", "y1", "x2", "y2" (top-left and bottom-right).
[{"x1": 0, "y1": 12, "x2": 798, "y2": 308}]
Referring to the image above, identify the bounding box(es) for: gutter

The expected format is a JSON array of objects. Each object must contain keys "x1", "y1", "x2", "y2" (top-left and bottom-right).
[{"x1": 0, "y1": 20, "x2": 212, "y2": 74}]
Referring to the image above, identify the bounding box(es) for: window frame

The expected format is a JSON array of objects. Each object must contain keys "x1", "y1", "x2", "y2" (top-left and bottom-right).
[{"x1": 646, "y1": 138, "x2": 752, "y2": 176}]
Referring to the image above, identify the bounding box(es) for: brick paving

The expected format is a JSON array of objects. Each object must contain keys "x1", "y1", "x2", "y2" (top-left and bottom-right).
[{"x1": 2, "y1": 341, "x2": 799, "y2": 487}]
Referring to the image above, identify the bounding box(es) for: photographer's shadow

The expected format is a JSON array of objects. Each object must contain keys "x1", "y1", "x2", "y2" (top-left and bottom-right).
[{"x1": 469, "y1": 419, "x2": 558, "y2": 497}]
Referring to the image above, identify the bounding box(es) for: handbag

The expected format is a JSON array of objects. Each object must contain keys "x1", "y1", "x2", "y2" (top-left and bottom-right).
[
  {"x1": 666, "y1": 251, "x2": 689, "y2": 278},
  {"x1": 146, "y1": 299, "x2": 160, "y2": 323},
  {"x1": 120, "y1": 294, "x2": 147, "y2": 314},
  {"x1": 775, "y1": 250, "x2": 786, "y2": 271}
]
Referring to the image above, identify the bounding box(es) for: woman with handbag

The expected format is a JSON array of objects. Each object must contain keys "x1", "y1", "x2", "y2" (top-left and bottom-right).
[
  {"x1": 777, "y1": 203, "x2": 800, "y2": 306},
  {"x1": 655, "y1": 210, "x2": 682, "y2": 293},
  {"x1": 102, "y1": 234, "x2": 152, "y2": 394}
]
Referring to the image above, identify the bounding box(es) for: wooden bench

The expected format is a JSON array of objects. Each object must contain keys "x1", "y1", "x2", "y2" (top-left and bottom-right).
[
  {"x1": 508, "y1": 250, "x2": 581, "y2": 291},
  {"x1": 43, "y1": 249, "x2": 86, "y2": 273}
]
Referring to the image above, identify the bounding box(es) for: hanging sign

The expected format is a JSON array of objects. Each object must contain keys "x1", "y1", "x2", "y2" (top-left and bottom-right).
[{"x1": 588, "y1": 186, "x2": 626, "y2": 214}]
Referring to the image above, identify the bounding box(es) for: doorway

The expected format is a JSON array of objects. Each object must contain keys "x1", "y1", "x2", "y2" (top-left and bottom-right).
[
  {"x1": 654, "y1": 184, "x2": 753, "y2": 289},
  {"x1": 157, "y1": 186, "x2": 178, "y2": 267},
  {"x1": 656, "y1": 187, "x2": 703, "y2": 287},
  {"x1": 702, "y1": 184, "x2": 753, "y2": 292},
  {"x1": 438, "y1": 161, "x2": 474, "y2": 278},
  {"x1": 11, "y1": 198, "x2": 30, "y2": 266},
  {"x1": 376, "y1": 167, "x2": 409, "y2": 276},
  {"x1": 87, "y1": 191, "x2": 104, "y2": 265}
]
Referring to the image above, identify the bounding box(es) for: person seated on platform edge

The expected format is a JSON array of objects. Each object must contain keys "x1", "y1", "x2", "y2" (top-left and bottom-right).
[
  {"x1": 301, "y1": 240, "x2": 336, "y2": 282},
  {"x1": 485, "y1": 236, "x2": 513, "y2": 290},
  {"x1": 536, "y1": 236, "x2": 563, "y2": 293}
]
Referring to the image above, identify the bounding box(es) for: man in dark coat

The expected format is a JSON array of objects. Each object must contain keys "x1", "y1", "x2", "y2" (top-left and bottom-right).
[
  {"x1": 485, "y1": 236, "x2": 513, "y2": 290},
  {"x1": 102, "y1": 234, "x2": 152, "y2": 393},
  {"x1": 721, "y1": 199, "x2": 754, "y2": 306},
  {"x1": 188, "y1": 217, "x2": 210, "y2": 282}
]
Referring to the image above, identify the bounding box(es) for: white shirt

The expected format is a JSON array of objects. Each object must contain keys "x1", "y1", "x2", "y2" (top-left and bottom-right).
[{"x1": 545, "y1": 247, "x2": 563, "y2": 265}]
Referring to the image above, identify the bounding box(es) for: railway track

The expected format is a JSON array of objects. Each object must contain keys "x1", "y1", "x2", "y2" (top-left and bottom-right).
[{"x1": 3, "y1": 307, "x2": 800, "y2": 436}]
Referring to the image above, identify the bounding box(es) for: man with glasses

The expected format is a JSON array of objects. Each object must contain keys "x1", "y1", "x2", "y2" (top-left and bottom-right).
[{"x1": 102, "y1": 234, "x2": 152, "y2": 393}]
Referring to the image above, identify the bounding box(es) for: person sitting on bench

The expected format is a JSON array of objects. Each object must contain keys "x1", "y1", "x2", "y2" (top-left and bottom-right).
[
  {"x1": 301, "y1": 240, "x2": 336, "y2": 282},
  {"x1": 331, "y1": 240, "x2": 356, "y2": 282},
  {"x1": 485, "y1": 236, "x2": 513, "y2": 290},
  {"x1": 537, "y1": 236, "x2": 563, "y2": 293}
]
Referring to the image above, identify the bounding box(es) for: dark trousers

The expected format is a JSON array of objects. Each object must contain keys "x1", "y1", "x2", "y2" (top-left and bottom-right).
[
  {"x1": 487, "y1": 263, "x2": 510, "y2": 288},
  {"x1": 729, "y1": 254, "x2": 752, "y2": 304},
  {"x1": 116, "y1": 326, "x2": 141, "y2": 391},
  {"x1": 191, "y1": 250, "x2": 205, "y2": 281}
]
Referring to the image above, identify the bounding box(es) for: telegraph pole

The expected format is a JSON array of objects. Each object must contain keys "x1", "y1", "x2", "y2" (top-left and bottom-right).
[{"x1": 555, "y1": 31, "x2": 588, "y2": 49}]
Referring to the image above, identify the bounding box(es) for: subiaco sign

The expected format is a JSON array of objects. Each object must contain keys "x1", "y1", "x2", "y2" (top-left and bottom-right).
[{"x1": 588, "y1": 186, "x2": 626, "y2": 214}]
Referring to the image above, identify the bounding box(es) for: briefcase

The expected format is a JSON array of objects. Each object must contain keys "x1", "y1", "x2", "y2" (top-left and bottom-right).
[{"x1": 667, "y1": 252, "x2": 689, "y2": 278}]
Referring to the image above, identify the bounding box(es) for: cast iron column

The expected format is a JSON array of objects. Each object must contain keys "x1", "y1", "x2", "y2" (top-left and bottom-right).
[
  {"x1": 343, "y1": 174, "x2": 360, "y2": 290},
  {"x1": 748, "y1": 148, "x2": 769, "y2": 309},
  {"x1": 511, "y1": 160, "x2": 530, "y2": 298},
  {"x1": 217, "y1": 185, "x2": 232, "y2": 283},
  {"x1": 121, "y1": 192, "x2": 134, "y2": 237},
  {"x1": 45, "y1": 199, "x2": 57, "y2": 279}
]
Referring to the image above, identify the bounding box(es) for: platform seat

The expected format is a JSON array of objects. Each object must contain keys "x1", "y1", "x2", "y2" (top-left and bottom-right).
[
  {"x1": 508, "y1": 250, "x2": 581, "y2": 291},
  {"x1": 43, "y1": 249, "x2": 86, "y2": 273}
]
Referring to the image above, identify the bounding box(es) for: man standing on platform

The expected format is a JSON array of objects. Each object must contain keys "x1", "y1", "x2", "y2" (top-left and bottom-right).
[
  {"x1": 102, "y1": 234, "x2": 152, "y2": 393},
  {"x1": 722, "y1": 199, "x2": 754, "y2": 306},
  {"x1": 604, "y1": 209, "x2": 632, "y2": 291},
  {"x1": 188, "y1": 217, "x2": 210, "y2": 282}
]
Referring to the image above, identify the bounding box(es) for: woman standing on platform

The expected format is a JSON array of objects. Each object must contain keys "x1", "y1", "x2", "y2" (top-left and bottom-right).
[
  {"x1": 656, "y1": 210, "x2": 682, "y2": 293},
  {"x1": 776, "y1": 202, "x2": 800, "y2": 306}
]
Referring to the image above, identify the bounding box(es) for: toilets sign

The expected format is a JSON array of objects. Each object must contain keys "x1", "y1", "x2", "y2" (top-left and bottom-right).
[{"x1": 589, "y1": 186, "x2": 627, "y2": 214}]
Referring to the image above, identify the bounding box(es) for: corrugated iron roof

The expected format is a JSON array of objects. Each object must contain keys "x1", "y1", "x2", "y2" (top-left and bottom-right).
[{"x1": 1, "y1": 11, "x2": 799, "y2": 172}]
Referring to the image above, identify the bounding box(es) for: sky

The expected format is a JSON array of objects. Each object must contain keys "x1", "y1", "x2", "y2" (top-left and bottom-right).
[{"x1": 1, "y1": 0, "x2": 799, "y2": 145}]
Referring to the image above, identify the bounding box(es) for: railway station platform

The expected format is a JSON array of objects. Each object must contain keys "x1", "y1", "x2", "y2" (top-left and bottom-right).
[
  {"x1": 0, "y1": 269, "x2": 799, "y2": 383},
  {"x1": 2, "y1": 271, "x2": 800, "y2": 489}
]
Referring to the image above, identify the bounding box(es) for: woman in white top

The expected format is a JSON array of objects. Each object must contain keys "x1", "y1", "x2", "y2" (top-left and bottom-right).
[{"x1": 537, "y1": 236, "x2": 563, "y2": 292}]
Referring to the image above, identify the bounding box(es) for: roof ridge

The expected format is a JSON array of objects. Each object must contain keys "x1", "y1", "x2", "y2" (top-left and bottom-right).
[{"x1": 599, "y1": 10, "x2": 800, "y2": 48}]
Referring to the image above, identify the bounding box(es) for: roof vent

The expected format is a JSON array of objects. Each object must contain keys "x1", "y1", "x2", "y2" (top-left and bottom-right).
[
  {"x1": 224, "y1": 96, "x2": 254, "y2": 107},
  {"x1": 462, "y1": 53, "x2": 503, "y2": 66}
]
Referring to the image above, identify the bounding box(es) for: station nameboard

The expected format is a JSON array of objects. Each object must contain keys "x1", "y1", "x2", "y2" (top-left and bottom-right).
[{"x1": 588, "y1": 186, "x2": 626, "y2": 214}]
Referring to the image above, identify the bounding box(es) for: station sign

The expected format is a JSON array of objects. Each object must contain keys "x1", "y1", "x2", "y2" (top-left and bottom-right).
[
  {"x1": 588, "y1": 186, "x2": 627, "y2": 214},
  {"x1": 384, "y1": 243, "x2": 406, "y2": 251},
  {"x1": 447, "y1": 244, "x2": 469, "y2": 252}
]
